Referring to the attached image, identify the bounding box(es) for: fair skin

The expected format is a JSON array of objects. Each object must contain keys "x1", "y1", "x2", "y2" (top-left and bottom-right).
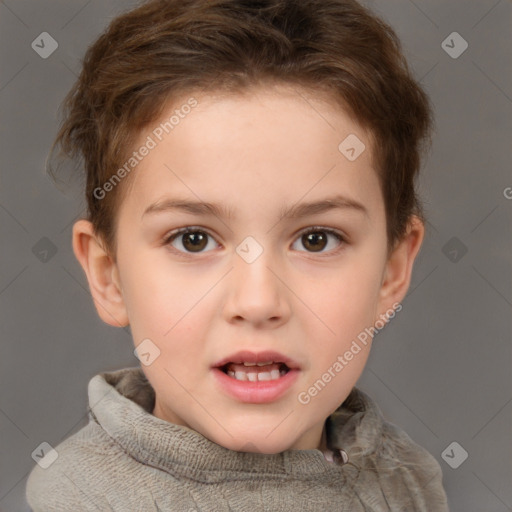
[{"x1": 72, "y1": 84, "x2": 424, "y2": 455}]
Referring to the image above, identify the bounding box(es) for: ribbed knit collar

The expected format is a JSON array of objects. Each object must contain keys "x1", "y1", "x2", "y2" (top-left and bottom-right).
[{"x1": 87, "y1": 367, "x2": 383, "y2": 483}]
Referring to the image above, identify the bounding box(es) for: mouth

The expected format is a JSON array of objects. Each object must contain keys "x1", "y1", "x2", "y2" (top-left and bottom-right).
[
  {"x1": 212, "y1": 350, "x2": 300, "y2": 382},
  {"x1": 218, "y1": 361, "x2": 291, "y2": 382},
  {"x1": 211, "y1": 350, "x2": 301, "y2": 404}
]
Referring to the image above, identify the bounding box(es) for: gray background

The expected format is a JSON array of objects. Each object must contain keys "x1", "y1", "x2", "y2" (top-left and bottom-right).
[{"x1": 1, "y1": 0, "x2": 511, "y2": 510}]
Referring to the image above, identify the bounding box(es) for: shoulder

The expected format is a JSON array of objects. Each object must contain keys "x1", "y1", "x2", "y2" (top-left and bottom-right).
[
  {"x1": 339, "y1": 388, "x2": 449, "y2": 511},
  {"x1": 372, "y1": 420, "x2": 449, "y2": 511},
  {"x1": 26, "y1": 420, "x2": 125, "y2": 511}
]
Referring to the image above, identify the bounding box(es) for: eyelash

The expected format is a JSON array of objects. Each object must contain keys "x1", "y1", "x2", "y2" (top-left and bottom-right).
[{"x1": 163, "y1": 226, "x2": 347, "y2": 258}]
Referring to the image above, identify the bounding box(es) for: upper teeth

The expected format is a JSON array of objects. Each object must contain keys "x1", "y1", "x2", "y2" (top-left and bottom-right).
[
  {"x1": 242, "y1": 361, "x2": 274, "y2": 366},
  {"x1": 228, "y1": 368, "x2": 285, "y2": 381}
]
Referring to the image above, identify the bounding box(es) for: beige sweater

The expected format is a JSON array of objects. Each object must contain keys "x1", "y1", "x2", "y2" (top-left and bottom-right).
[{"x1": 26, "y1": 367, "x2": 449, "y2": 511}]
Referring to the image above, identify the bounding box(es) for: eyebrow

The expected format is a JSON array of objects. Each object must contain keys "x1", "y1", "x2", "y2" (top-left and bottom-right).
[{"x1": 142, "y1": 194, "x2": 369, "y2": 221}]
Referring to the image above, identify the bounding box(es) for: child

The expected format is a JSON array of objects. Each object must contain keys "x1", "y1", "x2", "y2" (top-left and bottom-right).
[{"x1": 26, "y1": 0, "x2": 449, "y2": 510}]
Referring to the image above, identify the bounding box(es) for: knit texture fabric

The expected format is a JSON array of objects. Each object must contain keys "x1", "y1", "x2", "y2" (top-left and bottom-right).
[{"x1": 26, "y1": 367, "x2": 449, "y2": 511}]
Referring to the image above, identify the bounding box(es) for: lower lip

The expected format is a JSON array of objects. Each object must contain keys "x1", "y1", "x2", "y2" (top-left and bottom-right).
[{"x1": 211, "y1": 367, "x2": 300, "y2": 404}]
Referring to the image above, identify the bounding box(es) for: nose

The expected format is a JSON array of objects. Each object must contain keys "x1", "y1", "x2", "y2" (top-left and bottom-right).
[{"x1": 222, "y1": 248, "x2": 291, "y2": 328}]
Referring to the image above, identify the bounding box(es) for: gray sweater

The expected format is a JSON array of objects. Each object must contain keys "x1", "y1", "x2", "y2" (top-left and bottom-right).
[{"x1": 26, "y1": 367, "x2": 449, "y2": 511}]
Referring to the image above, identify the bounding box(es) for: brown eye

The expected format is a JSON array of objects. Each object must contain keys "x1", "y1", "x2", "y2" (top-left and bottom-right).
[
  {"x1": 165, "y1": 228, "x2": 217, "y2": 254},
  {"x1": 292, "y1": 228, "x2": 345, "y2": 254},
  {"x1": 302, "y1": 231, "x2": 328, "y2": 252},
  {"x1": 181, "y1": 231, "x2": 208, "y2": 252}
]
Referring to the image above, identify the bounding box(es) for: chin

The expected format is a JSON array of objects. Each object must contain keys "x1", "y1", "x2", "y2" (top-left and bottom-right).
[{"x1": 235, "y1": 438, "x2": 294, "y2": 454}]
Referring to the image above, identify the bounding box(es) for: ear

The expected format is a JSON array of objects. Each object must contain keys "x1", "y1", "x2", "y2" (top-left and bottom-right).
[
  {"x1": 72, "y1": 219, "x2": 129, "y2": 327},
  {"x1": 375, "y1": 215, "x2": 425, "y2": 320}
]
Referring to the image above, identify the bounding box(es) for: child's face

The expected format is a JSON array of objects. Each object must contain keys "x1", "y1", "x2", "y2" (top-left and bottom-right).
[{"x1": 75, "y1": 84, "x2": 422, "y2": 454}]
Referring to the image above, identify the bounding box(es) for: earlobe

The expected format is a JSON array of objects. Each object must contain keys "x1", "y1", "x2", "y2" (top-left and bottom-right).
[
  {"x1": 72, "y1": 219, "x2": 129, "y2": 327},
  {"x1": 377, "y1": 216, "x2": 425, "y2": 316}
]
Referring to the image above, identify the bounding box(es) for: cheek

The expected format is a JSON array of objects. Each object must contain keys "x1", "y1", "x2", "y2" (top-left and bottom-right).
[
  {"x1": 301, "y1": 257, "x2": 383, "y2": 338},
  {"x1": 121, "y1": 260, "x2": 214, "y2": 360},
  {"x1": 302, "y1": 269, "x2": 379, "y2": 406},
  {"x1": 117, "y1": 257, "x2": 180, "y2": 341}
]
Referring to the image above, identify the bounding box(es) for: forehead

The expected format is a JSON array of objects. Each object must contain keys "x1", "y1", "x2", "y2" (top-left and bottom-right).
[
  {"x1": 118, "y1": 84, "x2": 382, "y2": 222},
  {"x1": 161, "y1": 84, "x2": 371, "y2": 160}
]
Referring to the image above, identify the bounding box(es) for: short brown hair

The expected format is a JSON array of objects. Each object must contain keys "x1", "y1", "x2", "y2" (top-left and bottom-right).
[{"x1": 49, "y1": 0, "x2": 433, "y2": 258}]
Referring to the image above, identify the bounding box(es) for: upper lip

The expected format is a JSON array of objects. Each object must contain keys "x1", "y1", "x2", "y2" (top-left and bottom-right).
[{"x1": 212, "y1": 350, "x2": 301, "y2": 370}]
